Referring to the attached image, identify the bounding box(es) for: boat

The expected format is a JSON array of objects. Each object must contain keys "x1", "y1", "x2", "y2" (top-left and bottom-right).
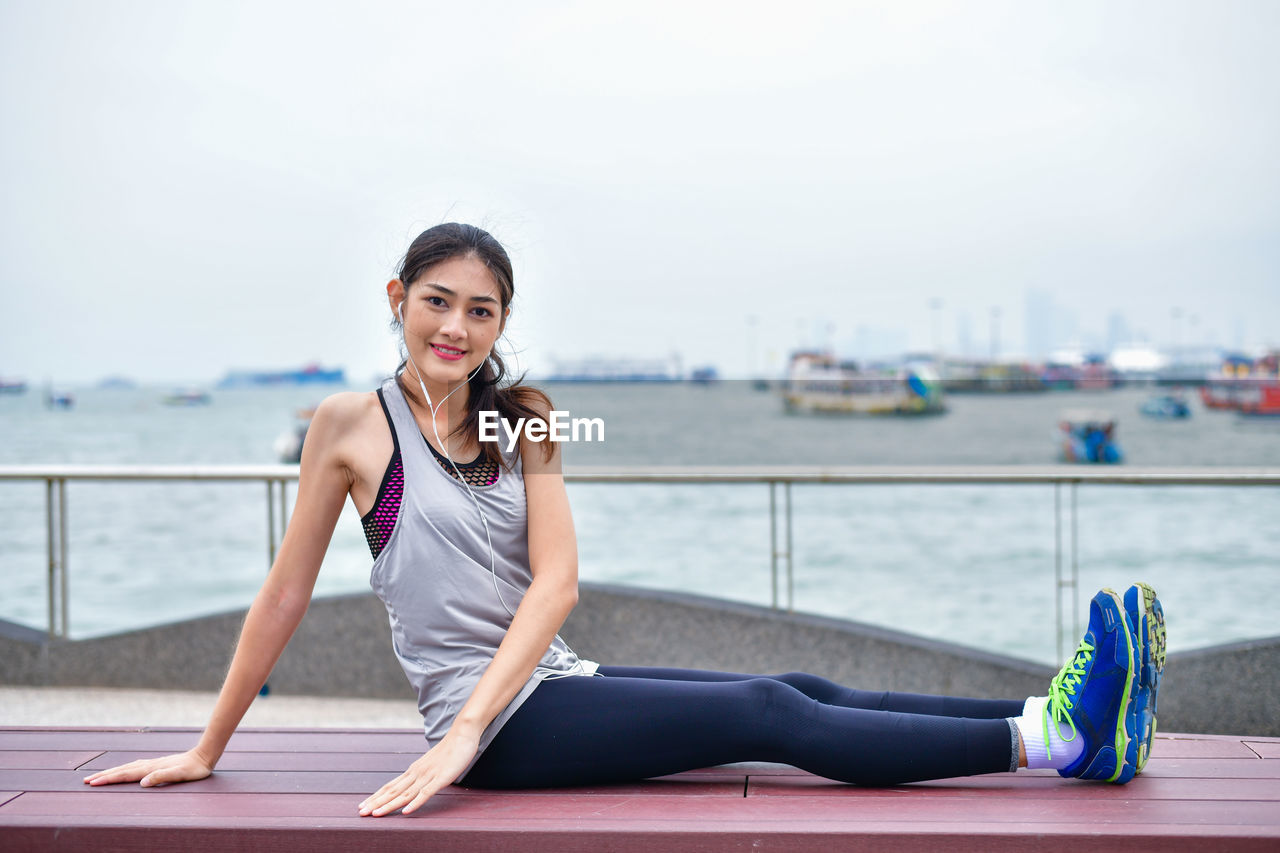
[
  {"x1": 44, "y1": 389, "x2": 74, "y2": 409},
  {"x1": 273, "y1": 406, "x2": 317, "y2": 463},
  {"x1": 689, "y1": 366, "x2": 718, "y2": 384},
  {"x1": 781, "y1": 351, "x2": 946, "y2": 415},
  {"x1": 1139, "y1": 393, "x2": 1191, "y2": 420},
  {"x1": 161, "y1": 389, "x2": 212, "y2": 406},
  {"x1": 1059, "y1": 410, "x2": 1122, "y2": 464},
  {"x1": 1238, "y1": 384, "x2": 1280, "y2": 419},
  {"x1": 0, "y1": 377, "x2": 28, "y2": 394},
  {"x1": 1201, "y1": 352, "x2": 1279, "y2": 411},
  {"x1": 1200, "y1": 383, "x2": 1241, "y2": 410},
  {"x1": 1075, "y1": 355, "x2": 1117, "y2": 390},
  {"x1": 217, "y1": 363, "x2": 347, "y2": 388}
]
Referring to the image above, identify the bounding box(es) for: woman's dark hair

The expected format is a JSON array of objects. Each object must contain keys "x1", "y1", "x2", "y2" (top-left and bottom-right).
[{"x1": 395, "y1": 222, "x2": 554, "y2": 468}]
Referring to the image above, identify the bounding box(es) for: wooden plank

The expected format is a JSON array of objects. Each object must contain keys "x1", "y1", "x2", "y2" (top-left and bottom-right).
[
  {"x1": 4, "y1": 726, "x2": 1280, "y2": 853},
  {"x1": 8, "y1": 769, "x2": 745, "y2": 797},
  {"x1": 1141, "y1": 760, "x2": 1280, "y2": 779},
  {"x1": 0, "y1": 725, "x2": 147, "y2": 732},
  {"x1": 0, "y1": 750, "x2": 103, "y2": 770},
  {"x1": 3, "y1": 789, "x2": 1278, "y2": 829},
  {"x1": 0, "y1": 729, "x2": 426, "y2": 753},
  {"x1": 80, "y1": 751, "x2": 423, "y2": 773},
  {"x1": 1156, "y1": 732, "x2": 1269, "y2": 743},
  {"x1": 1149, "y1": 738, "x2": 1260, "y2": 759},
  {"x1": 747, "y1": 774, "x2": 1280, "y2": 801},
  {"x1": 1, "y1": 823, "x2": 1276, "y2": 853},
  {"x1": 76, "y1": 751, "x2": 748, "y2": 791},
  {"x1": 1245, "y1": 741, "x2": 1280, "y2": 759}
]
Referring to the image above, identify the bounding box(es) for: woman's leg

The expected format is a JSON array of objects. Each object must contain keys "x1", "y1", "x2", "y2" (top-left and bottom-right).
[
  {"x1": 462, "y1": 671, "x2": 1016, "y2": 789},
  {"x1": 598, "y1": 665, "x2": 1025, "y2": 720}
]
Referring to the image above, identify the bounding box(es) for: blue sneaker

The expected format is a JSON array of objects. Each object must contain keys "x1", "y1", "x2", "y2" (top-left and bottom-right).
[
  {"x1": 1044, "y1": 588, "x2": 1138, "y2": 783},
  {"x1": 1124, "y1": 582, "x2": 1166, "y2": 774}
]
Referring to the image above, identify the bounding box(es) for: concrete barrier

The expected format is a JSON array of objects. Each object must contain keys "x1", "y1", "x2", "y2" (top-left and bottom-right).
[{"x1": 1, "y1": 582, "x2": 1274, "y2": 736}]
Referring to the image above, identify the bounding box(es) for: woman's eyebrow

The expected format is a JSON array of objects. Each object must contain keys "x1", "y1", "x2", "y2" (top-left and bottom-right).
[{"x1": 423, "y1": 282, "x2": 499, "y2": 304}]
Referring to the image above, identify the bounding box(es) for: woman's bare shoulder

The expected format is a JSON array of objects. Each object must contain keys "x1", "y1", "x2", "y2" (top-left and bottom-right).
[
  {"x1": 311, "y1": 390, "x2": 382, "y2": 428},
  {"x1": 305, "y1": 391, "x2": 390, "y2": 458},
  {"x1": 301, "y1": 390, "x2": 394, "y2": 494}
]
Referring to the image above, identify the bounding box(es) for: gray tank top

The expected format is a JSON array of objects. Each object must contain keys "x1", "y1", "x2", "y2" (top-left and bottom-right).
[{"x1": 368, "y1": 376, "x2": 596, "y2": 767}]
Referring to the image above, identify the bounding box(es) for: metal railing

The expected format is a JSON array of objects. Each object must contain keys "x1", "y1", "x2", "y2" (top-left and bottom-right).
[{"x1": 3, "y1": 464, "x2": 1278, "y2": 657}]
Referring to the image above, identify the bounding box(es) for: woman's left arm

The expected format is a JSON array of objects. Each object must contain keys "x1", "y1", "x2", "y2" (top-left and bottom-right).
[{"x1": 359, "y1": 430, "x2": 578, "y2": 817}]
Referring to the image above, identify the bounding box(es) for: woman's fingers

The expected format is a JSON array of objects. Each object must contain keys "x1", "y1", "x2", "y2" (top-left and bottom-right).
[
  {"x1": 358, "y1": 782, "x2": 399, "y2": 815},
  {"x1": 359, "y1": 737, "x2": 477, "y2": 817},
  {"x1": 364, "y1": 785, "x2": 415, "y2": 816},
  {"x1": 84, "y1": 760, "x2": 149, "y2": 785},
  {"x1": 361, "y1": 769, "x2": 442, "y2": 816},
  {"x1": 358, "y1": 774, "x2": 412, "y2": 814},
  {"x1": 141, "y1": 762, "x2": 206, "y2": 787},
  {"x1": 400, "y1": 776, "x2": 446, "y2": 815},
  {"x1": 83, "y1": 752, "x2": 212, "y2": 787}
]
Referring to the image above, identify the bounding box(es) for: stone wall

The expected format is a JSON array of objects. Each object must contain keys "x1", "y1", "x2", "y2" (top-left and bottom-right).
[{"x1": 1, "y1": 582, "x2": 1274, "y2": 736}]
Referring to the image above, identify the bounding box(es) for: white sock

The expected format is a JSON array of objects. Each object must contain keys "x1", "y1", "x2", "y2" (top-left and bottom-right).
[{"x1": 1015, "y1": 696, "x2": 1084, "y2": 770}]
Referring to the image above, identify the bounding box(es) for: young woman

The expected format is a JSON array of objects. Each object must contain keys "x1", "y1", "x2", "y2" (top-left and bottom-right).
[{"x1": 84, "y1": 223, "x2": 1166, "y2": 815}]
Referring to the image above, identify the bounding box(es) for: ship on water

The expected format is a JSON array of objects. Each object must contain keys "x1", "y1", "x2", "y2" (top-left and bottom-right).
[
  {"x1": 217, "y1": 362, "x2": 346, "y2": 388},
  {"x1": 939, "y1": 358, "x2": 1046, "y2": 393},
  {"x1": 781, "y1": 351, "x2": 946, "y2": 416},
  {"x1": 1199, "y1": 351, "x2": 1279, "y2": 412},
  {"x1": 543, "y1": 353, "x2": 684, "y2": 382}
]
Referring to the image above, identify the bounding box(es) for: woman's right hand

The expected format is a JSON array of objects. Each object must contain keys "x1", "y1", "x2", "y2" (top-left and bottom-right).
[{"x1": 83, "y1": 748, "x2": 214, "y2": 788}]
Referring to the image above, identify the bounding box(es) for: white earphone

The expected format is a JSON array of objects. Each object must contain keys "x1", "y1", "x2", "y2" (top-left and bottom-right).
[
  {"x1": 397, "y1": 289, "x2": 589, "y2": 675},
  {"x1": 399, "y1": 297, "x2": 513, "y2": 618}
]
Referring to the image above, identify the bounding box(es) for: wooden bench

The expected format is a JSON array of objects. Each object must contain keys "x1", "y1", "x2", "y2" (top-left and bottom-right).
[{"x1": 2, "y1": 727, "x2": 1277, "y2": 851}]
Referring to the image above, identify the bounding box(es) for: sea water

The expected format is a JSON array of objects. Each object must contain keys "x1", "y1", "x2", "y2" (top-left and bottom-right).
[{"x1": 1, "y1": 381, "x2": 1277, "y2": 665}]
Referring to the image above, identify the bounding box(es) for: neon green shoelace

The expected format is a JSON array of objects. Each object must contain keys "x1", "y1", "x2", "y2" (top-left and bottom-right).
[{"x1": 1043, "y1": 639, "x2": 1094, "y2": 759}]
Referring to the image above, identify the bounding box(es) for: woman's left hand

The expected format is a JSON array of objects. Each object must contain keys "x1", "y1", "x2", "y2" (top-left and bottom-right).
[{"x1": 358, "y1": 729, "x2": 480, "y2": 816}]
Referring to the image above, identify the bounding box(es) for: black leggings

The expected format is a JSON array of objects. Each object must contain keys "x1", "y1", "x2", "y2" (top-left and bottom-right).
[{"x1": 461, "y1": 666, "x2": 1022, "y2": 789}]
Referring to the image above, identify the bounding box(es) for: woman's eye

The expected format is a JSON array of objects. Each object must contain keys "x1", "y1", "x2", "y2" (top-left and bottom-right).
[
  {"x1": 471, "y1": 307, "x2": 493, "y2": 318},
  {"x1": 426, "y1": 296, "x2": 446, "y2": 307}
]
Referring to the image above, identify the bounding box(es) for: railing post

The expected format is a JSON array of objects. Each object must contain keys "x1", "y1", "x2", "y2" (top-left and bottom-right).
[
  {"x1": 45, "y1": 478, "x2": 55, "y2": 639},
  {"x1": 769, "y1": 482, "x2": 779, "y2": 609},
  {"x1": 1070, "y1": 481, "x2": 1080, "y2": 645},
  {"x1": 785, "y1": 481, "x2": 794, "y2": 612},
  {"x1": 1054, "y1": 482, "x2": 1063, "y2": 662},
  {"x1": 279, "y1": 479, "x2": 289, "y2": 532},
  {"x1": 267, "y1": 480, "x2": 277, "y2": 569},
  {"x1": 45, "y1": 477, "x2": 68, "y2": 639},
  {"x1": 1053, "y1": 479, "x2": 1082, "y2": 662},
  {"x1": 58, "y1": 477, "x2": 68, "y2": 639}
]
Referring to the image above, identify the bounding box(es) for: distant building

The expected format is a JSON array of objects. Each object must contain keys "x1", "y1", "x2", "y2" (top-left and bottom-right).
[
  {"x1": 1106, "y1": 311, "x2": 1132, "y2": 353},
  {"x1": 1024, "y1": 289, "x2": 1054, "y2": 360}
]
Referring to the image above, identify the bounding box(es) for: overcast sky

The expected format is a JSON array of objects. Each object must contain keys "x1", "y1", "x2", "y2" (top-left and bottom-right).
[{"x1": 2, "y1": 0, "x2": 1277, "y2": 384}]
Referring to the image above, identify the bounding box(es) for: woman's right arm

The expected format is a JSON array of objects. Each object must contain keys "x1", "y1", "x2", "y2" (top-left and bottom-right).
[{"x1": 84, "y1": 395, "x2": 359, "y2": 787}]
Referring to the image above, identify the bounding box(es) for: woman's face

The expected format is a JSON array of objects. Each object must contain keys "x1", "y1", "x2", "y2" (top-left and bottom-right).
[{"x1": 395, "y1": 255, "x2": 507, "y2": 389}]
